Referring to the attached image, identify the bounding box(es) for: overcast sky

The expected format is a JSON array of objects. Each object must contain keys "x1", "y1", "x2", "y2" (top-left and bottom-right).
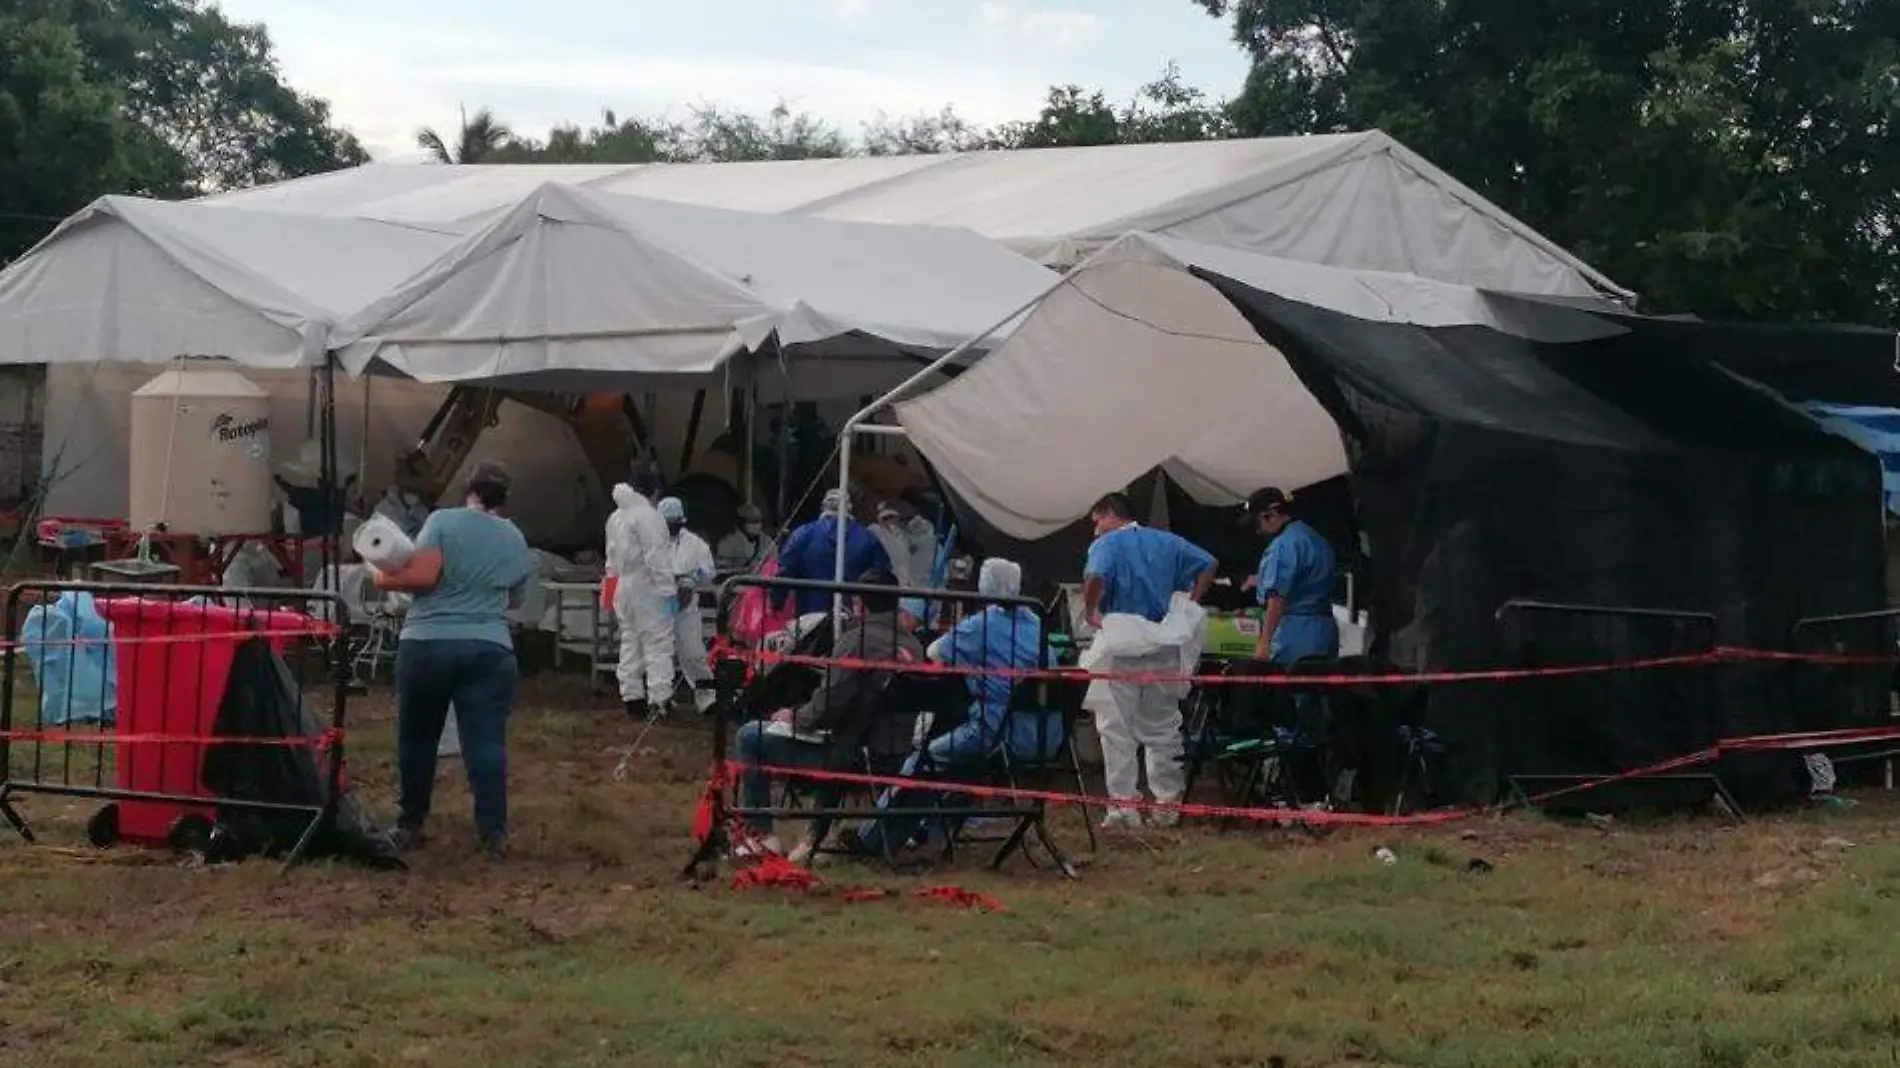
[{"x1": 211, "y1": 0, "x2": 1250, "y2": 160}]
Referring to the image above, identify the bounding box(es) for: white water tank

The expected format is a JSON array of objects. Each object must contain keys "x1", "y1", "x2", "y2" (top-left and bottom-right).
[{"x1": 128, "y1": 366, "x2": 272, "y2": 535}]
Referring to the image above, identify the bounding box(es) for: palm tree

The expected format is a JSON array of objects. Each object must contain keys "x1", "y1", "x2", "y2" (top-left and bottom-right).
[{"x1": 416, "y1": 106, "x2": 513, "y2": 164}]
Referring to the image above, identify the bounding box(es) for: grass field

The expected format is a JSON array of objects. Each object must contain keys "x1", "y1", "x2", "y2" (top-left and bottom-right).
[{"x1": 4, "y1": 675, "x2": 1900, "y2": 1068}]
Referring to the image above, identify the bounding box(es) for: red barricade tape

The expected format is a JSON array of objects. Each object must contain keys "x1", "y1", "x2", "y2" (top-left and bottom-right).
[
  {"x1": 724, "y1": 760, "x2": 1473, "y2": 827},
  {"x1": 718, "y1": 723, "x2": 1900, "y2": 829},
  {"x1": 1, "y1": 626, "x2": 341, "y2": 653},
  {"x1": 0, "y1": 727, "x2": 344, "y2": 749},
  {"x1": 735, "y1": 643, "x2": 1900, "y2": 689}
]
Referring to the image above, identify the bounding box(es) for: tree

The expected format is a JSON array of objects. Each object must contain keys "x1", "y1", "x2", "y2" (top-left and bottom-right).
[
  {"x1": 1119, "y1": 63, "x2": 1235, "y2": 143},
  {"x1": 493, "y1": 109, "x2": 683, "y2": 164},
  {"x1": 576, "y1": 109, "x2": 681, "y2": 163},
  {"x1": 417, "y1": 106, "x2": 515, "y2": 164},
  {"x1": 1193, "y1": 0, "x2": 1900, "y2": 323},
  {"x1": 993, "y1": 86, "x2": 1121, "y2": 148},
  {"x1": 675, "y1": 101, "x2": 851, "y2": 162},
  {"x1": 990, "y1": 65, "x2": 1235, "y2": 149},
  {"x1": 861, "y1": 106, "x2": 986, "y2": 156},
  {"x1": 53, "y1": 0, "x2": 366, "y2": 192},
  {"x1": 0, "y1": 11, "x2": 139, "y2": 259}
]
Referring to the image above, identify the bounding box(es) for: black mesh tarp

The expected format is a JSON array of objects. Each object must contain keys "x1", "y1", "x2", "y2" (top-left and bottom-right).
[
  {"x1": 203, "y1": 637, "x2": 402, "y2": 868},
  {"x1": 1193, "y1": 275, "x2": 1888, "y2": 803}
]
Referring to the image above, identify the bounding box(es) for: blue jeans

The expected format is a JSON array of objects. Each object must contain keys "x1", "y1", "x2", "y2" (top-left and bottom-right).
[
  {"x1": 853, "y1": 722, "x2": 994, "y2": 856},
  {"x1": 396, "y1": 638, "x2": 518, "y2": 844},
  {"x1": 733, "y1": 721, "x2": 834, "y2": 836}
]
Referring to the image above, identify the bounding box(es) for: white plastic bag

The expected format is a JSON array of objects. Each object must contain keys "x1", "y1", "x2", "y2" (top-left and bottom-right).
[
  {"x1": 1079, "y1": 592, "x2": 1207, "y2": 706},
  {"x1": 353, "y1": 514, "x2": 415, "y2": 572}
]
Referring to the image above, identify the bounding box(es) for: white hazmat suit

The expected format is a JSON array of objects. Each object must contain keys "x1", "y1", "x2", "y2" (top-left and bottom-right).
[
  {"x1": 664, "y1": 516, "x2": 717, "y2": 687},
  {"x1": 1081, "y1": 593, "x2": 1207, "y2": 826},
  {"x1": 605, "y1": 483, "x2": 677, "y2": 711}
]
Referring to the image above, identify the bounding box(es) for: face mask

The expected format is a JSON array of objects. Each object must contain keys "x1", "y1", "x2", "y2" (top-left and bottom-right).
[{"x1": 666, "y1": 522, "x2": 683, "y2": 537}]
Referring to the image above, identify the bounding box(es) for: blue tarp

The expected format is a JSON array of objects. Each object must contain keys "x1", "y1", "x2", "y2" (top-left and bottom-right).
[
  {"x1": 1802, "y1": 404, "x2": 1900, "y2": 516},
  {"x1": 19, "y1": 591, "x2": 117, "y2": 726}
]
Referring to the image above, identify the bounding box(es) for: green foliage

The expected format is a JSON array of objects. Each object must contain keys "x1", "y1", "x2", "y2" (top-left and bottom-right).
[
  {"x1": 1193, "y1": 0, "x2": 1900, "y2": 322},
  {"x1": 460, "y1": 63, "x2": 1233, "y2": 165},
  {"x1": 442, "y1": 100, "x2": 854, "y2": 165},
  {"x1": 417, "y1": 106, "x2": 514, "y2": 164},
  {"x1": 44, "y1": 0, "x2": 367, "y2": 190},
  {"x1": 0, "y1": 0, "x2": 365, "y2": 258},
  {"x1": 862, "y1": 106, "x2": 988, "y2": 156},
  {"x1": 990, "y1": 64, "x2": 1235, "y2": 149},
  {"x1": 0, "y1": 11, "x2": 138, "y2": 258}
]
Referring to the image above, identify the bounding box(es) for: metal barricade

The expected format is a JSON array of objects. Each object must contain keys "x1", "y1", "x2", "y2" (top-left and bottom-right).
[
  {"x1": 0, "y1": 580, "x2": 348, "y2": 866},
  {"x1": 1788, "y1": 608, "x2": 1900, "y2": 785},
  {"x1": 688, "y1": 574, "x2": 1085, "y2": 879},
  {"x1": 1494, "y1": 599, "x2": 1726, "y2": 812}
]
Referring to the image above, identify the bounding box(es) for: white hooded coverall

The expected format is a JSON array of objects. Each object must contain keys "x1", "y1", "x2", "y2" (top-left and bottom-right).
[
  {"x1": 1081, "y1": 593, "x2": 1206, "y2": 813},
  {"x1": 605, "y1": 484, "x2": 677, "y2": 705},
  {"x1": 669, "y1": 527, "x2": 716, "y2": 686}
]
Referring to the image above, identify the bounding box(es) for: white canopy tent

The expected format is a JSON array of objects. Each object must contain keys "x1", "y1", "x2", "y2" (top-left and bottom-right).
[
  {"x1": 200, "y1": 132, "x2": 1629, "y2": 300},
  {"x1": 0, "y1": 185, "x2": 1063, "y2": 535},
  {"x1": 331, "y1": 183, "x2": 1061, "y2": 396},
  {"x1": 0, "y1": 197, "x2": 464, "y2": 369},
  {"x1": 861, "y1": 233, "x2": 1622, "y2": 543}
]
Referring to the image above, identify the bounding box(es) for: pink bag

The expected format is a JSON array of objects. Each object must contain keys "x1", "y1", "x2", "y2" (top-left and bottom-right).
[{"x1": 729, "y1": 556, "x2": 793, "y2": 645}]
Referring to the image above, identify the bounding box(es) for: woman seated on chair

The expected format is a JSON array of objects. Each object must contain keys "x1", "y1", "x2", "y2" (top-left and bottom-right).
[
  {"x1": 730, "y1": 570, "x2": 923, "y2": 862},
  {"x1": 844, "y1": 558, "x2": 1062, "y2": 858}
]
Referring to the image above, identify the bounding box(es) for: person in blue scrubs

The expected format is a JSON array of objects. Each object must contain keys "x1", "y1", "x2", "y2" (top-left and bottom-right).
[
  {"x1": 846, "y1": 558, "x2": 1059, "y2": 858},
  {"x1": 1244, "y1": 487, "x2": 1339, "y2": 664},
  {"x1": 1082, "y1": 492, "x2": 1217, "y2": 828}
]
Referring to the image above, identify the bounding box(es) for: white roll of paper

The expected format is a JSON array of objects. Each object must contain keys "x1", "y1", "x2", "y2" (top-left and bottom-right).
[{"x1": 353, "y1": 514, "x2": 416, "y2": 572}]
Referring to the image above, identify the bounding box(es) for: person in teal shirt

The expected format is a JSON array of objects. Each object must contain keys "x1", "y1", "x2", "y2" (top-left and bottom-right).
[
  {"x1": 374, "y1": 460, "x2": 534, "y2": 859},
  {"x1": 1244, "y1": 487, "x2": 1339, "y2": 665}
]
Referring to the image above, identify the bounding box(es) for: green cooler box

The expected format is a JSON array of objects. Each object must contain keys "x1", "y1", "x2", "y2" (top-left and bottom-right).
[{"x1": 1202, "y1": 610, "x2": 1263, "y2": 659}]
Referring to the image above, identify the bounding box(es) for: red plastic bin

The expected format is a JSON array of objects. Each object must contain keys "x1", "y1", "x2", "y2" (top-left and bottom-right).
[{"x1": 99, "y1": 599, "x2": 316, "y2": 846}]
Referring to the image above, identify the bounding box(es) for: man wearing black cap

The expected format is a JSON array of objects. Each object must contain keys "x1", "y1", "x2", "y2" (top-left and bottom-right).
[{"x1": 1244, "y1": 488, "x2": 1339, "y2": 664}]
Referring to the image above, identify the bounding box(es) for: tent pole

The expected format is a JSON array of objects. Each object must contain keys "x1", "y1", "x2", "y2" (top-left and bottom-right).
[
  {"x1": 359, "y1": 374, "x2": 372, "y2": 491},
  {"x1": 743, "y1": 379, "x2": 756, "y2": 509},
  {"x1": 678, "y1": 389, "x2": 706, "y2": 477},
  {"x1": 775, "y1": 344, "x2": 791, "y2": 525},
  {"x1": 831, "y1": 272, "x2": 1075, "y2": 597}
]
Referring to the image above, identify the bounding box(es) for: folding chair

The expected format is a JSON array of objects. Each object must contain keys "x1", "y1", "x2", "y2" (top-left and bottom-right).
[
  {"x1": 1390, "y1": 725, "x2": 1450, "y2": 816},
  {"x1": 1210, "y1": 656, "x2": 1339, "y2": 817},
  {"x1": 348, "y1": 605, "x2": 397, "y2": 683},
  {"x1": 1180, "y1": 656, "x2": 1235, "y2": 799},
  {"x1": 983, "y1": 672, "x2": 1092, "y2": 874}
]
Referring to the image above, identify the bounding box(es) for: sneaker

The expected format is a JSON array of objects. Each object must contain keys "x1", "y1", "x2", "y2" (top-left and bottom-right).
[
  {"x1": 730, "y1": 834, "x2": 782, "y2": 860},
  {"x1": 787, "y1": 841, "x2": 817, "y2": 867},
  {"x1": 479, "y1": 836, "x2": 507, "y2": 862},
  {"x1": 1100, "y1": 808, "x2": 1142, "y2": 831},
  {"x1": 388, "y1": 824, "x2": 426, "y2": 853},
  {"x1": 622, "y1": 699, "x2": 647, "y2": 720},
  {"x1": 1147, "y1": 808, "x2": 1181, "y2": 830},
  {"x1": 694, "y1": 689, "x2": 719, "y2": 714}
]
